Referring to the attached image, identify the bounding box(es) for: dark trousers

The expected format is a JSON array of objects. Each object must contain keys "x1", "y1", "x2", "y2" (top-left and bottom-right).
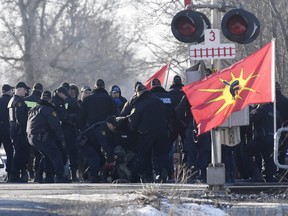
[
  {"x1": 11, "y1": 131, "x2": 30, "y2": 176},
  {"x1": 77, "y1": 132, "x2": 104, "y2": 178},
  {"x1": 136, "y1": 128, "x2": 169, "y2": 178},
  {"x1": 184, "y1": 125, "x2": 211, "y2": 178},
  {"x1": 0, "y1": 124, "x2": 13, "y2": 174},
  {"x1": 63, "y1": 125, "x2": 79, "y2": 170},
  {"x1": 27, "y1": 134, "x2": 64, "y2": 176},
  {"x1": 245, "y1": 135, "x2": 277, "y2": 181}
]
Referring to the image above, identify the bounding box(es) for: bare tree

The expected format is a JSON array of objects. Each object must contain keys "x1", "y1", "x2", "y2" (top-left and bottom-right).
[{"x1": 0, "y1": 0, "x2": 142, "y2": 92}]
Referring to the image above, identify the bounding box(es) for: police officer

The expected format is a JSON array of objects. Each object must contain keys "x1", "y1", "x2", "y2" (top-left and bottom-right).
[
  {"x1": 51, "y1": 86, "x2": 69, "y2": 161},
  {"x1": 0, "y1": 84, "x2": 14, "y2": 180},
  {"x1": 275, "y1": 82, "x2": 288, "y2": 172},
  {"x1": 176, "y1": 95, "x2": 211, "y2": 183},
  {"x1": 7, "y1": 82, "x2": 30, "y2": 182},
  {"x1": 119, "y1": 81, "x2": 143, "y2": 153},
  {"x1": 245, "y1": 103, "x2": 280, "y2": 182},
  {"x1": 24, "y1": 83, "x2": 43, "y2": 109},
  {"x1": 149, "y1": 78, "x2": 177, "y2": 181},
  {"x1": 168, "y1": 75, "x2": 186, "y2": 139},
  {"x1": 62, "y1": 84, "x2": 80, "y2": 181},
  {"x1": 168, "y1": 75, "x2": 185, "y2": 105},
  {"x1": 77, "y1": 115, "x2": 119, "y2": 183},
  {"x1": 26, "y1": 90, "x2": 71, "y2": 183},
  {"x1": 128, "y1": 84, "x2": 169, "y2": 182},
  {"x1": 24, "y1": 82, "x2": 43, "y2": 180}
]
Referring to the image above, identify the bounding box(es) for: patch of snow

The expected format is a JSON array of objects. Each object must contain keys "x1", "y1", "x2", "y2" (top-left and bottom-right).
[{"x1": 23, "y1": 193, "x2": 228, "y2": 216}]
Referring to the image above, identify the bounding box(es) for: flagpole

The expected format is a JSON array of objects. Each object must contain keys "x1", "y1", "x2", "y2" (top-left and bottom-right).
[
  {"x1": 164, "y1": 63, "x2": 170, "y2": 90},
  {"x1": 271, "y1": 39, "x2": 276, "y2": 136}
]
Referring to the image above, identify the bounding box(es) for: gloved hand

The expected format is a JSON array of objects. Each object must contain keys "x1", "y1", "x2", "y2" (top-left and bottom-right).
[{"x1": 105, "y1": 156, "x2": 117, "y2": 170}]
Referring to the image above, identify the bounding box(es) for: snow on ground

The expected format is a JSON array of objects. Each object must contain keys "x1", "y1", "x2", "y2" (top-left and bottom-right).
[
  {"x1": 107, "y1": 202, "x2": 228, "y2": 216},
  {"x1": 39, "y1": 193, "x2": 228, "y2": 216}
]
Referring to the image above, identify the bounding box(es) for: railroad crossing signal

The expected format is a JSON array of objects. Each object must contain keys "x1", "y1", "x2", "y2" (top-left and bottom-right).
[
  {"x1": 171, "y1": 8, "x2": 260, "y2": 44},
  {"x1": 190, "y1": 29, "x2": 236, "y2": 60},
  {"x1": 171, "y1": 10, "x2": 211, "y2": 43}
]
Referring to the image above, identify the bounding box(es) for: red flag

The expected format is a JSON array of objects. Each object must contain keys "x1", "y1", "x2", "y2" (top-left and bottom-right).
[
  {"x1": 183, "y1": 41, "x2": 274, "y2": 135},
  {"x1": 145, "y1": 64, "x2": 168, "y2": 90}
]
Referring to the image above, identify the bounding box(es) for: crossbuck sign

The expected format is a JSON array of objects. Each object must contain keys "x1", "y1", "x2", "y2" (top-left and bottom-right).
[{"x1": 190, "y1": 29, "x2": 236, "y2": 60}]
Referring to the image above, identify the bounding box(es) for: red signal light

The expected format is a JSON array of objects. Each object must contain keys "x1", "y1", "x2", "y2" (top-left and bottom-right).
[
  {"x1": 227, "y1": 15, "x2": 247, "y2": 35},
  {"x1": 177, "y1": 17, "x2": 197, "y2": 36},
  {"x1": 221, "y1": 9, "x2": 260, "y2": 44},
  {"x1": 171, "y1": 10, "x2": 210, "y2": 43}
]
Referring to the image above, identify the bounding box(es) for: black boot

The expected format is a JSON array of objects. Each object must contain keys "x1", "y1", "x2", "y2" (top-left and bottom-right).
[
  {"x1": 71, "y1": 168, "x2": 79, "y2": 182},
  {"x1": 8, "y1": 174, "x2": 26, "y2": 183},
  {"x1": 250, "y1": 169, "x2": 265, "y2": 182},
  {"x1": 155, "y1": 169, "x2": 168, "y2": 183},
  {"x1": 20, "y1": 170, "x2": 29, "y2": 183},
  {"x1": 55, "y1": 174, "x2": 72, "y2": 183},
  {"x1": 43, "y1": 173, "x2": 55, "y2": 183}
]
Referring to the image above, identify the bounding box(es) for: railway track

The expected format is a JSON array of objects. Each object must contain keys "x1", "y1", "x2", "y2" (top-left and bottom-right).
[{"x1": 227, "y1": 181, "x2": 288, "y2": 194}]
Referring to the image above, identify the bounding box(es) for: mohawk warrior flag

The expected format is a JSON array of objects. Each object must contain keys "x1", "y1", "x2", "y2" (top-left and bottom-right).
[
  {"x1": 183, "y1": 40, "x2": 275, "y2": 135},
  {"x1": 145, "y1": 64, "x2": 169, "y2": 90}
]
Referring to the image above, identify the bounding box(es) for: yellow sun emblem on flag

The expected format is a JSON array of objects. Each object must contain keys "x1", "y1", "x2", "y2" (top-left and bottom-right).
[{"x1": 198, "y1": 68, "x2": 258, "y2": 115}]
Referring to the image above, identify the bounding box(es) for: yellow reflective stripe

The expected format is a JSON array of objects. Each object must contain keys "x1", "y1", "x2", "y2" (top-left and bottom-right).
[{"x1": 25, "y1": 101, "x2": 37, "y2": 108}]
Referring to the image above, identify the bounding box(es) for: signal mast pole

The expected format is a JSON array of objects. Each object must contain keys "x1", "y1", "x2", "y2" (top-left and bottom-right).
[{"x1": 207, "y1": 0, "x2": 226, "y2": 194}]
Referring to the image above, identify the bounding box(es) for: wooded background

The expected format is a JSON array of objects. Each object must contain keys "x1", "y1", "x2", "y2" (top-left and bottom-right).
[{"x1": 0, "y1": 0, "x2": 287, "y2": 96}]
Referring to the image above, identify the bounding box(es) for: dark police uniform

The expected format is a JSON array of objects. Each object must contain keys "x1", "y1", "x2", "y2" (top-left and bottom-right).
[
  {"x1": 276, "y1": 86, "x2": 288, "y2": 169},
  {"x1": 176, "y1": 95, "x2": 211, "y2": 182},
  {"x1": 26, "y1": 95, "x2": 70, "y2": 183},
  {"x1": 51, "y1": 88, "x2": 69, "y2": 165},
  {"x1": 61, "y1": 94, "x2": 80, "y2": 180},
  {"x1": 77, "y1": 118, "x2": 118, "y2": 183},
  {"x1": 24, "y1": 86, "x2": 43, "y2": 179},
  {"x1": 150, "y1": 83, "x2": 177, "y2": 180},
  {"x1": 8, "y1": 94, "x2": 30, "y2": 182},
  {"x1": 168, "y1": 80, "x2": 186, "y2": 140},
  {"x1": 0, "y1": 88, "x2": 13, "y2": 178},
  {"x1": 245, "y1": 103, "x2": 280, "y2": 182},
  {"x1": 150, "y1": 85, "x2": 177, "y2": 143},
  {"x1": 129, "y1": 88, "x2": 169, "y2": 182}
]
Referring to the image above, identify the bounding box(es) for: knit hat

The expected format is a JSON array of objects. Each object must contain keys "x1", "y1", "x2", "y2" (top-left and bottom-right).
[
  {"x1": 2, "y1": 84, "x2": 13, "y2": 93},
  {"x1": 173, "y1": 75, "x2": 182, "y2": 84},
  {"x1": 112, "y1": 86, "x2": 120, "y2": 93},
  {"x1": 135, "y1": 84, "x2": 147, "y2": 92},
  {"x1": 151, "y1": 78, "x2": 161, "y2": 87},
  {"x1": 134, "y1": 81, "x2": 142, "y2": 90},
  {"x1": 41, "y1": 90, "x2": 52, "y2": 100},
  {"x1": 61, "y1": 82, "x2": 70, "y2": 90},
  {"x1": 33, "y1": 83, "x2": 43, "y2": 92},
  {"x1": 96, "y1": 79, "x2": 105, "y2": 88},
  {"x1": 57, "y1": 86, "x2": 69, "y2": 96}
]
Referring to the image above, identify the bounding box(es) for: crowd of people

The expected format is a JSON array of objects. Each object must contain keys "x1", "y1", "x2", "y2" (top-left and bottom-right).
[{"x1": 0, "y1": 76, "x2": 288, "y2": 184}]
